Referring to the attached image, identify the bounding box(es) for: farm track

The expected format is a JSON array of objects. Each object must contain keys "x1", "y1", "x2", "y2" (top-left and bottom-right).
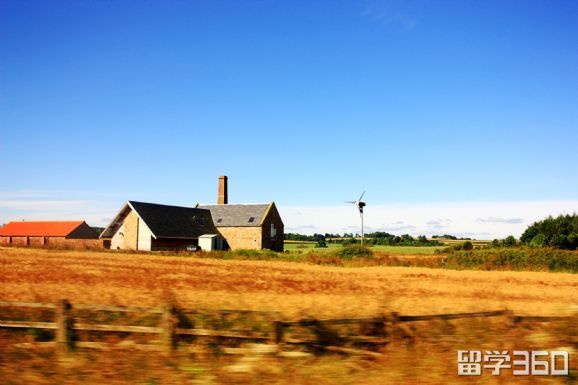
[{"x1": 1, "y1": 247, "x2": 576, "y2": 318}]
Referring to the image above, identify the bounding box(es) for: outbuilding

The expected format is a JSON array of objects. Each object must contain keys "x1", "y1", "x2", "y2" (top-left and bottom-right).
[
  {"x1": 0, "y1": 221, "x2": 100, "y2": 248},
  {"x1": 99, "y1": 201, "x2": 218, "y2": 251}
]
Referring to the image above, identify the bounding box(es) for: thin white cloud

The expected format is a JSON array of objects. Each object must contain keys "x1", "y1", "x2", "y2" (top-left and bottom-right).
[
  {"x1": 286, "y1": 225, "x2": 318, "y2": 233},
  {"x1": 426, "y1": 219, "x2": 447, "y2": 231},
  {"x1": 0, "y1": 191, "x2": 121, "y2": 227},
  {"x1": 377, "y1": 224, "x2": 417, "y2": 232},
  {"x1": 476, "y1": 217, "x2": 523, "y2": 224}
]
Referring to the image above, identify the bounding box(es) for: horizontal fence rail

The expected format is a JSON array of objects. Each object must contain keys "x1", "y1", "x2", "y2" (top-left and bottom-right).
[
  {"x1": 396, "y1": 309, "x2": 508, "y2": 322},
  {"x1": 0, "y1": 301, "x2": 57, "y2": 309},
  {"x1": 0, "y1": 300, "x2": 575, "y2": 355},
  {"x1": 0, "y1": 321, "x2": 58, "y2": 330},
  {"x1": 74, "y1": 304, "x2": 164, "y2": 314}
]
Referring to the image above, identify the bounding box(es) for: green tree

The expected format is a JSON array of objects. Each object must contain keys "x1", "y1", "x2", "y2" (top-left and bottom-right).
[
  {"x1": 315, "y1": 234, "x2": 327, "y2": 248},
  {"x1": 520, "y1": 214, "x2": 578, "y2": 249},
  {"x1": 530, "y1": 233, "x2": 546, "y2": 247},
  {"x1": 550, "y1": 234, "x2": 568, "y2": 249},
  {"x1": 503, "y1": 235, "x2": 516, "y2": 247},
  {"x1": 567, "y1": 233, "x2": 578, "y2": 250}
]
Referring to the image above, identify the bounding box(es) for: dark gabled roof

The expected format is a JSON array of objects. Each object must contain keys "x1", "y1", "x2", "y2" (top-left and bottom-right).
[
  {"x1": 128, "y1": 201, "x2": 217, "y2": 238},
  {"x1": 197, "y1": 204, "x2": 271, "y2": 227},
  {"x1": 100, "y1": 201, "x2": 216, "y2": 239}
]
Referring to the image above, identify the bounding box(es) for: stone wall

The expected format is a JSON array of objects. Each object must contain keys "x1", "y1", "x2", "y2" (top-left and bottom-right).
[
  {"x1": 0, "y1": 236, "x2": 103, "y2": 250},
  {"x1": 123, "y1": 210, "x2": 139, "y2": 250},
  {"x1": 9, "y1": 237, "x2": 28, "y2": 247},
  {"x1": 47, "y1": 238, "x2": 103, "y2": 250},
  {"x1": 29, "y1": 237, "x2": 46, "y2": 247},
  {"x1": 217, "y1": 226, "x2": 263, "y2": 250}
]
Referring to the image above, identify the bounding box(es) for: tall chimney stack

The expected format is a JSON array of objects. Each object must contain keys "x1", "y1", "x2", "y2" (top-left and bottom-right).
[{"x1": 218, "y1": 176, "x2": 228, "y2": 205}]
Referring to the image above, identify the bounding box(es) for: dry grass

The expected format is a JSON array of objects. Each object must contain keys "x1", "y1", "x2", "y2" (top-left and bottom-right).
[
  {"x1": 1, "y1": 247, "x2": 576, "y2": 318},
  {"x1": 1, "y1": 247, "x2": 576, "y2": 384}
]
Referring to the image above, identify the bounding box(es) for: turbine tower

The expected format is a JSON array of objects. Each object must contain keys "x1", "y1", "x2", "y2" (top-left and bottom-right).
[{"x1": 346, "y1": 191, "x2": 366, "y2": 246}]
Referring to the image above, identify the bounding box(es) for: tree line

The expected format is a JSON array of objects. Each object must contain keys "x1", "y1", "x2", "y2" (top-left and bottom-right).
[
  {"x1": 520, "y1": 214, "x2": 578, "y2": 250},
  {"x1": 285, "y1": 232, "x2": 443, "y2": 247}
]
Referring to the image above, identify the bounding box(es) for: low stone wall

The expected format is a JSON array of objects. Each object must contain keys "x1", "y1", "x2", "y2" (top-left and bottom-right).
[
  {"x1": 9, "y1": 237, "x2": 28, "y2": 247},
  {"x1": 29, "y1": 237, "x2": 46, "y2": 247},
  {"x1": 0, "y1": 236, "x2": 103, "y2": 250},
  {"x1": 47, "y1": 238, "x2": 103, "y2": 250}
]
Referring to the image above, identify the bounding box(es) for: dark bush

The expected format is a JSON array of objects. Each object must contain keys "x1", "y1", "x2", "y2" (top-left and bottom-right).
[
  {"x1": 341, "y1": 238, "x2": 360, "y2": 246},
  {"x1": 337, "y1": 245, "x2": 373, "y2": 259},
  {"x1": 444, "y1": 248, "x2": 577, "y2": 273},
  {"x1": 502, "y1": 236, "x2": 517, "y2": 247},
  {"x1": 315, "y1": 234, "x2": 328, "y2": 248}
]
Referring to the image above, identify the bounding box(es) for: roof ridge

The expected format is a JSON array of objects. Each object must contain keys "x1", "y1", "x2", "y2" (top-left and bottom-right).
[
  {"x1": 3, "y1": 220, "x2": 84, "y2": 223},
  {"x1": 198, "y1": 202, "x2": 271, "y2": 206},
  {"x1": 129, "y1": 200, "x2": 208, "y2": 210}
]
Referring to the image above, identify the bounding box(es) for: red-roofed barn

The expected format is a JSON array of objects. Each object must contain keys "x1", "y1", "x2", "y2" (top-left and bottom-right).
[{"x1": 0, "y1": 221, "x2": 100, "y2": 248}]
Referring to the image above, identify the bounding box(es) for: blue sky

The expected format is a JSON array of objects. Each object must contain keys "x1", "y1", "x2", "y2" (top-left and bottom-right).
[{"x1": 1, "y1": 0, "x2": 577, "y2": 237}]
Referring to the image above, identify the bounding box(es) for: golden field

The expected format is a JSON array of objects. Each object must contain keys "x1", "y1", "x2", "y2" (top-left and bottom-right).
[
  {"x1": 0, "y1": 247, "x2": 577, "y2": 384},
  {"x1": 1, "y1": 247, "x2": 576, "y2": 317}
]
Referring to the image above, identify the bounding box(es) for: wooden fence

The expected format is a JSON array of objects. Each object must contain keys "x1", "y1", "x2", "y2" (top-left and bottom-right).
[{"x1": 0, "y1": 300, "x2": 575, "y2": 356}]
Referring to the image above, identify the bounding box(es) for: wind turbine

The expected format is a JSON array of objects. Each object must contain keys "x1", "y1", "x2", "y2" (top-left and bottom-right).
[{"x1": 346, "y1": 191, "x2": 366, "y2": 246}]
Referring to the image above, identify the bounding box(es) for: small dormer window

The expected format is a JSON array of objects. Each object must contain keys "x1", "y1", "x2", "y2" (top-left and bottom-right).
[
  {"x1": 248, "y1": 217, "x2": 255, "y2": 223},
  {"x1": 217, "y1": 218, "x2": 222, "y2": 223}
]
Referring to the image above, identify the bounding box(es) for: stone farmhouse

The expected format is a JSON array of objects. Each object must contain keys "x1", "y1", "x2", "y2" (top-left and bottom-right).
[
  {"x1": 100, "y1": 176, "x2": 284, "y2": 252},
  {"x1": 0, "y1": 221, "x2": 100, "y2": 248}
]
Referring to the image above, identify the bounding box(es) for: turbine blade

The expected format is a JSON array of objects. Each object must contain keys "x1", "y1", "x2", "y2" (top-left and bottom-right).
[
  {"x1": 345, "y1": 201, "x2": 356, "y2": 204},
  {"x1": 359, "y1": 191, "x2": 365, "y2": 200}
]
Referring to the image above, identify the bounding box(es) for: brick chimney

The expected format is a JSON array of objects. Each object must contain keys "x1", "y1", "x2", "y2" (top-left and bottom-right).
[{"x1": 218, "y1": 176, "x2": 228, "y2": 205}]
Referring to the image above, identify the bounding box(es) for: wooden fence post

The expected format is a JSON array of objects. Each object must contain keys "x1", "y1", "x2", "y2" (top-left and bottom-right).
[
  {"x1": 503, "y1": 309, "x2": 517, "y2": 328},
  {"x1": 374, "y1": 315, "x2": 387, "y2": 339},
  {"x1": 161, "y1": 303, "x2": 177, "y2": 352},
  {"x1": 274, "y1": 321, "x2": 285, "y2": 345},
  {"x1": 386, "y1": 312, "x2": 398, "y2": 345},
  {"x1": 55, "y1": 299, "x2": 74, "y2": 353}
]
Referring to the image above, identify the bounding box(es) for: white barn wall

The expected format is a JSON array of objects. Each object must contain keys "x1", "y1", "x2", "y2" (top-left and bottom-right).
[
  {"x1": 110, "y1": 225, "x2": 125, "y2": 250},
  {"x1": 137, "y1": 217, "x2": 152, "y2": 251}
]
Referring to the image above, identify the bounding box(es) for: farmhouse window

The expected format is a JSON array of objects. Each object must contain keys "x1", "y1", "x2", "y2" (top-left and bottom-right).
[{"x1": 271, "y1": 224, "x2": 277, "y2": 238}]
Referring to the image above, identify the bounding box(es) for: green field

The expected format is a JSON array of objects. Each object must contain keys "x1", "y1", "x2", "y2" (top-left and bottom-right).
[{"x1": 284, "y1": 241, "x2": 442, "y2": 255}]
